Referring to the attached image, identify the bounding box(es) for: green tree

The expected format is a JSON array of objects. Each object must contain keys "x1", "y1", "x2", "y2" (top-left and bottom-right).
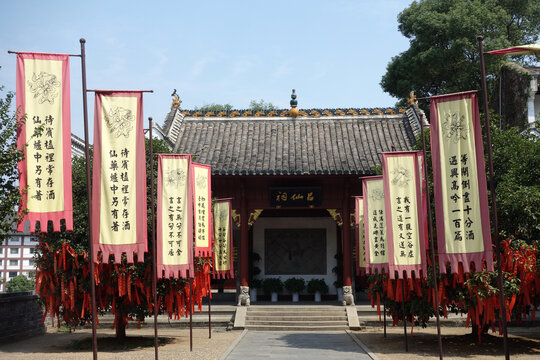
[
  {"x1": 194, "y1": 103, "x2": 233, "y2": 112},
  {"x1": 249, "y1": 99, "x2": 277, "y2": 111},
  {"x1": 491, "y1": 124, "x2": 540, "y2": 240},
  {"x1": 381, "y1": 0, "x2": 540, "y2": 104},
  {"x1": 6, "y1": 274, "x2": 34, "y2": 292},
  {"x1": 0, "y1": 83, "x2": 25, "y2": 239}
]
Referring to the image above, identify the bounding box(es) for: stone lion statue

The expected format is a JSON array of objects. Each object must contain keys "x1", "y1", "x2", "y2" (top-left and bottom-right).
[
  {"x1": 237, "y1": 286, "x2": 250, "y2": 306},
  {"x1": 342, "y1": 286, "x2": 355, "y2": 306}
]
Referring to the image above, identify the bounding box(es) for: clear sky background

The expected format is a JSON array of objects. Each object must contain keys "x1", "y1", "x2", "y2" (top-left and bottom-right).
[{"x1": 0, "y1": 0, "x2": 413, "y2": 139}]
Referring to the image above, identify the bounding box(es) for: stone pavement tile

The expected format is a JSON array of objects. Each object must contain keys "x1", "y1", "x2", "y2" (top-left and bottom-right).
[{"x1": 224, "y1": 331, "x2": 373, "y2": 360}]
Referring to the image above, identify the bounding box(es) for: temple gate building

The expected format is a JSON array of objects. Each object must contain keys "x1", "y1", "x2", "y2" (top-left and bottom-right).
[{"x1": 159, "y1": 91, "x2": 425, "y2": 305}]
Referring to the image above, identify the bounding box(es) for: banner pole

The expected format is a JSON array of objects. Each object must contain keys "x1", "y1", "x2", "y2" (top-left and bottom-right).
[
  {"x1": 383, "y1": 303, "x2": 386, "y2": 338},
  {"x1": 80, "y1": 38, "x2": 98, "y2": 360},
  {"x1": 477, "y1": 35, "x2": 509, "y2": 360},
  {"x1": 419, "y1": 107, "x2": 444, "y2": 359},
  {"x1": 401, "y1": 279, "x2": 408, "y2": 352},
  {"x1": 190, "y1": 278, "x2": 193, "y2": 352},
  {"x1": 149, "y1": 118, "x2": 159, "y2": 360},
  {"x1": 209, "y1": 284, "x2": 212, "y2": 339}
]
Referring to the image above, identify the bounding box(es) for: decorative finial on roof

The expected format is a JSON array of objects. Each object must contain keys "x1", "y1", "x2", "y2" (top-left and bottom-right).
[
  {"x1": 171, "y1": 89, "x2": 182, "y2": 110},
  {"x1": 407, "y1": 90, "x2": 418, "y2": 106},
  {"x1": 289, "y1": 89, "x2": 299, "y2": 118}
]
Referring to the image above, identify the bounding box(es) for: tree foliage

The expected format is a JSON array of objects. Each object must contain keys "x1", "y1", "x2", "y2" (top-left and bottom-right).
[
  {"x1": 491, "y1": 124, "x2": 540, "y2": 240},
  {"x1": 381, "y1": 0, "x2": 540, "y2": 104},
  {"x1": 6, "y1": 274, "x2": 34, "y2": 292},
  {"x1": 0, "y1": 83, "x2": 25, "y2": 239},
  {"x1": 249, "y1": 99, "x2": 277, "y2": 111},
  {"x1": 194, "y1": 103, "x2": 233, "y2": 112}
]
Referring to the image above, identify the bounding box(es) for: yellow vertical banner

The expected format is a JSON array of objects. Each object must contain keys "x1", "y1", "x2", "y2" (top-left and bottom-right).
[
  {"x1": 382, "y1": 152, "x2": 427, "y2": 279},
  {"x1": 213, "y1": 199, "x2": 233, "y2": 278},
  {"x1": 192, "y1": 163, "x2": 212, "y2": 257},
  {"x1": 91, "y1": 91, "x2": 147, "y2": 264},
  {"x1": 355, "y1": 196, "x2": 366, "y2": 275},
  {"x1": 157, "y1": 154, "x2": 193, "y2": 278},
  {"x1": 430, "y1": 91, "x2": 493, "y2": 273},
  {"x1": 16, "y1": 52, "x2": 73, "y2": 233},
  {"x1": 362, "y1": 176, "x2": 388, "y2": 274}
]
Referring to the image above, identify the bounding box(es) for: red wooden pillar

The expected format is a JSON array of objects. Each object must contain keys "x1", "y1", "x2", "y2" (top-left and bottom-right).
[
  {"x1": 342, "y1": 188, "x2": 352, "y2": 287},
  {"x1": 240, "y1": 182, "x2": 249, "y2": 287}
]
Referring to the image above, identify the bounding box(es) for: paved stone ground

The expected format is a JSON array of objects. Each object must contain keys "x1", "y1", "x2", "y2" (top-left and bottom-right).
[{"x1": 223, "y1": 331, "x2": 373, "y2": 360}]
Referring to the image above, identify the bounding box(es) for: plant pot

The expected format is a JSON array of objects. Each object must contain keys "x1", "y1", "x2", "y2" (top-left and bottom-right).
[
  {"x1": 337, "y1": 287, "x2": 343, "y2": 302},
  {"x1": 314, "y1": 291, "x2": 321, "y2": 302},
  {"x1": 292, "y1": 292, "x2": 299, "y2": 302},
  {"x1": 271, "y1": 292, "x2": 278, "y2": 302},
  {"x1": 250, "y1": 288, "x2": 257, "y2": 303}
]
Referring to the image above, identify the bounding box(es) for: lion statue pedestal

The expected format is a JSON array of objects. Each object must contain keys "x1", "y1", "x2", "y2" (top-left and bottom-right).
[
  {"x1": 237, "y1": 286, "x2": 251, "y2": 306},
  {"x1": 342, "y1": 285, "x2": 355, "y2": 306}
]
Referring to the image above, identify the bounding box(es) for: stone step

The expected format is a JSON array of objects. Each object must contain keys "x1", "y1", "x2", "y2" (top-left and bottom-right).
[
  {"x1": 246, "y1": 319, "x2": 348, "y2": 326},
  {"x1": 244, "y1": 324, "x2": 348, "y2": 331},
  {"x1": 246, "y1": 315, "x2": 347, "y2": 321},
  {"x1": 247, "y1": 311, "x2": 345, "y2": 317}
]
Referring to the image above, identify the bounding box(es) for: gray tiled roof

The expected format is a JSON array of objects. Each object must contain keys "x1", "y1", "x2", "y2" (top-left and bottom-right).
[{"x1": 173, "y1": 111, "x2": 420, "y2": 176}]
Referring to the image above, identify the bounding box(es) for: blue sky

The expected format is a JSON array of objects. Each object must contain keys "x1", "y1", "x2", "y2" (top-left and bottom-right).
[{"x1": 0, "y1": 0, "x2": 413, "y2": 139}]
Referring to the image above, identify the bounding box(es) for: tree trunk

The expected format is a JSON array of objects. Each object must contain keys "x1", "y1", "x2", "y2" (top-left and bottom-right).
[{"x1": 116, "y1": 319, "x2": 126, "y2": 339}]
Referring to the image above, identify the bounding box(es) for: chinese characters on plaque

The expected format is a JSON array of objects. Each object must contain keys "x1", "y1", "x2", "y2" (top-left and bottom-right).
[
  {"x1": 430, "y1": 91, "x2": 493, "y2": 273},
  {"x1": 16, "y1": 52, "x2": 73, "y2": 232}
]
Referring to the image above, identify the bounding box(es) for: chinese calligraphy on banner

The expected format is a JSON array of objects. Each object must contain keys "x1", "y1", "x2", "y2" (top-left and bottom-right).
[
  {"x1": 430, "y1": 91, "x2": 493, "y2": 273},
  {"x1": 91, "y1": 91, "x2": 147, "y2": 263},
  {"x1": 362, "y1": 176, "x2": 388, "y2": 274},
  {"x1": 157, "y1": 154, "x2": 194, "y2": 279},
  {"x1": 382, "y1": 152, "x2": 427, "y2": 279},
  {"x1": 16, "y1": 52, "x2": 73, "y2": 233},
  {"x1": 355, "y1": 196, "x2": 366, "y2": 275},
  {"x1": 213, "y1": 199, "x2": 233, "y2": 278},
  {"x1": 192, "y1": 163, "x2": 212, "y2": 257}
]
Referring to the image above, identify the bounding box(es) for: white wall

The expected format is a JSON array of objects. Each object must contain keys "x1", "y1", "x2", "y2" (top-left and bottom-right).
[{"x1": 253, "y1": 217, "x2": 338, "y2": 294}]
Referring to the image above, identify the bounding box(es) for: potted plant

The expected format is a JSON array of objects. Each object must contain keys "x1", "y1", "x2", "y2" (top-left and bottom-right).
[
  {"x1": 250, "y1": 278, "x2": 262, "y2": 303},
  {"x1": 262, "y1": 278, "x2": 283, "y2": 302},
  {"x1": 284, "y1": 278, "x2": 305, "y2": 302},
  {"x1": 307, "y1": 278, "x2": 328, "y2": 302}
]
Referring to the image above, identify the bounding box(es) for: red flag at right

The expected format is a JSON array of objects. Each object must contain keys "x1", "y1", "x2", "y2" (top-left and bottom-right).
[{"x1": 430, "y1": 91, "x2": 493, "y2": 273}]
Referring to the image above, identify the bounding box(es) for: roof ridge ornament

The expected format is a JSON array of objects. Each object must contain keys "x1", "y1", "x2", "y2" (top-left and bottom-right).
[
  {"x1": 171, "y1": 89, "x2": 182, "y2": 110},
  {"x1": 289, "y1": 89, "x2": 299, "y2": 118}
]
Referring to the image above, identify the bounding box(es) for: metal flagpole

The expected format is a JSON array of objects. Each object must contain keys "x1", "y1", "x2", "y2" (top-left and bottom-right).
[
  {"x1": 209, "y1": 286, "x2": 212, "y2": 339},
  {"x1": 80, "y1": 38, "x2": 98, "y2": 360},
  {"x1": 190, "y1": 278, "x2": 193, "y2": 351},
  {"x1": 383, "y1": 304, "x2": 387, "y2": 338},
  {"x1": 419, "y1": 107, "x2": 444, "y2": 359},
  {"x1": 401, "y1": 278, "x2": 408, "y2": 352},
  {"x1": 149, "y1": 117, "x2": 159, "y2": 360},
  {"x1": 477, "y1": 35, "x2": 509, "y2": 360}
]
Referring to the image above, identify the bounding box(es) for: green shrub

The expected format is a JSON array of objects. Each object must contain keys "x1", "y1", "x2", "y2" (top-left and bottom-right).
[
  {"x1": 262, "y1": 278, "x2": 283, "y2": 294},
  {"x1": 307, "y1": 279, "x2": 328, "y2": 294},
  {"x1": 284, "y1": 278, "x2": 305, "y2": 293}
]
